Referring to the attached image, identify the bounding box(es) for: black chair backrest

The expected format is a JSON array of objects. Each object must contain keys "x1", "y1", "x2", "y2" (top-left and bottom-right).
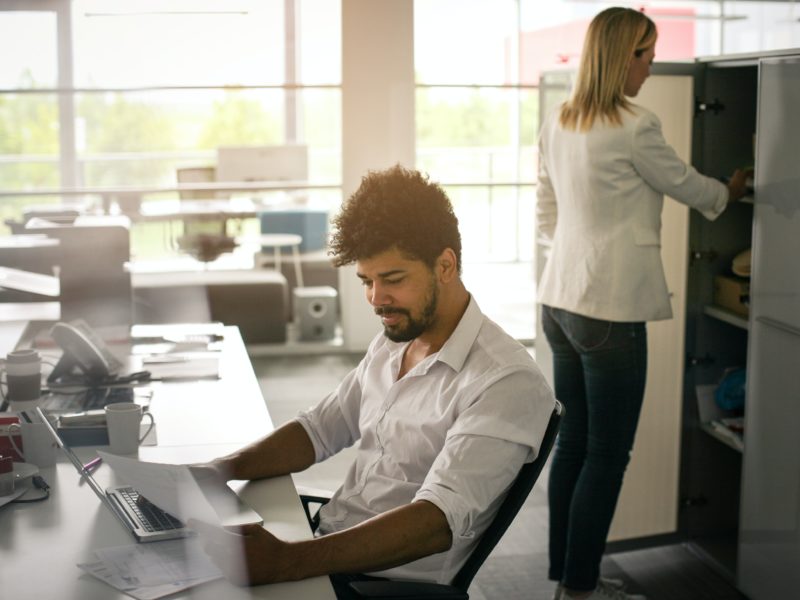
[{"x1": 449, "y1": 399, "x2": 563, "y2": 592}]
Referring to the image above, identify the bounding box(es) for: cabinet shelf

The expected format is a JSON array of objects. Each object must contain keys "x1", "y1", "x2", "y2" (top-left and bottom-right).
[
  {"x1": 701, "y1": 421, "x2": 744, "y2": 453},
  {"x1": 703, "y1": 305, "x2": 749, "y2": 330}
]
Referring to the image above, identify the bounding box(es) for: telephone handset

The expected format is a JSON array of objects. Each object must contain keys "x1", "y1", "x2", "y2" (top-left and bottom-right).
[{"x1": 47, "y1": 320, "x2": 120, "y2": 384}]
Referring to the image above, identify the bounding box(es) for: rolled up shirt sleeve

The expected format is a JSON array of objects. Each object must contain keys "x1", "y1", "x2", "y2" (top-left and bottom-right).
[
  {"x1": 414, "y1": 369, "x2": 553, "y2": 541},
  {"x1": 415, "y1": 434, "x2": 529, "y2": 541},
  {"x1": 296, "y1": 362, "x2": 365, "y2": 463}
]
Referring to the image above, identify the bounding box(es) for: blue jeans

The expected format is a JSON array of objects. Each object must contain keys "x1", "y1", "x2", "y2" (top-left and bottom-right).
[{"x1": 542, "y1": 305, "x2": 647, "y2": 592}]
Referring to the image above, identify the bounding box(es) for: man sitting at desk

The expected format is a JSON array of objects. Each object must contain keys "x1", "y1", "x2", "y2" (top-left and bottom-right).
[{"x1": 193, "y1": 165, "x2": 555, "y2": 596}]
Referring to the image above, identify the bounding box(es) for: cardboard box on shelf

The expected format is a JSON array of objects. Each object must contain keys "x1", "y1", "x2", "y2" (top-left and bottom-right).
[{"x1": 713, "y1": 275, "x2": 750, "y2": 317}]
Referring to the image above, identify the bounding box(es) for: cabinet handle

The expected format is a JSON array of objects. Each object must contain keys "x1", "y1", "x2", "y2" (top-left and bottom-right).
[{"x1": 756, "y1": 316, "x2": 800, "y2": 338}]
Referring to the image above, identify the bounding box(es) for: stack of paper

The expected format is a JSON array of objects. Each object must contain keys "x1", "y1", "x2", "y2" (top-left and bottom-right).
[{"x1": 78, "y1": 539, "x2": 221, "y2": 600}]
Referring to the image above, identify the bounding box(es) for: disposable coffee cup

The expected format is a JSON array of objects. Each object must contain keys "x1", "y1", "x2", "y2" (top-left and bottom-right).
[{"x1": 5, "y1": 350, "x2": 42, "y2": 403}]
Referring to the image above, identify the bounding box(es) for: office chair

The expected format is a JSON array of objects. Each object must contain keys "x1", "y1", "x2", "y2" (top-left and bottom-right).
[
  {"x1": 175, "y1": 166, "x2": 238, "y2": 263},
  {"x1": 299, "y1": 399, "x2": 563, "y2": 600}
]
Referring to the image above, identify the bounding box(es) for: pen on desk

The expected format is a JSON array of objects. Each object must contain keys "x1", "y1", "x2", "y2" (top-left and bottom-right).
[{"x1": 82, "y1": 456, "x2": 102, "y2": 473}]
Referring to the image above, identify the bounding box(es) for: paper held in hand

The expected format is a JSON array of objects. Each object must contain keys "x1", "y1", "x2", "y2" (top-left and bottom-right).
[{"x1": 97, "y1": 451, "x2": 222, "y2": 526}]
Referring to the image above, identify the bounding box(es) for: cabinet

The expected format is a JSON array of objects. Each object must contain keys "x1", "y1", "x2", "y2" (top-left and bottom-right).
[
  {"x1": 678, "y1": 59, "x2": 756, "y2": 579},
  {"x1": 680, "y1": 54, "x2": 800, "y2": 599},
  {"x1": 738, "y1": 55, "x2": 800, "y2": 599},
  {"x1": 536, "y1": 50, "x2": 800, "y2": 598}
]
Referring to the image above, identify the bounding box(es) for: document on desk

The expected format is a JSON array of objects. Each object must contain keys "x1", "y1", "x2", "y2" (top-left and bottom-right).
[
  {"x1": 140, "y1": 352, "x2": 220, "y2": 380},
  {"x1": 98, "y1": 451, "x2": 221, "y2": 525},
  {"x1": 78, "y1": 538, "x2": 222, "y2": 600}
]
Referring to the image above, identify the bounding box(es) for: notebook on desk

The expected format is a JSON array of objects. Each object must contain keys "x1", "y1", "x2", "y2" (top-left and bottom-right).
[
  {"x1": 37, "y1": 407, "x2": 262, "y2": 543},
  {"x1": 41, "y1": 386, "x2": 154, "y2": 446},
  {"x1": 40, "y1": 385, "x2": 152, "y2": 416}
]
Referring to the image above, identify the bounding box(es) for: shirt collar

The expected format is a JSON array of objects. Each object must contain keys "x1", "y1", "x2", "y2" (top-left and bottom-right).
[
  {"x1": 385, "y1": 295, "x2": 483, "y2": 375},
  {"x1": 436, "y1": 295, "x2": 483, "y2": 373}
]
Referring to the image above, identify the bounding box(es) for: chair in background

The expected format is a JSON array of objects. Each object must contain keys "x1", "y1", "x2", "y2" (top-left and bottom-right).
[
  {"x1": 175, "y1": 166, "x2": 238, "y2": 263},
  {"x1": 300, "y1": 400, "x2": 564, "y2": 600}
]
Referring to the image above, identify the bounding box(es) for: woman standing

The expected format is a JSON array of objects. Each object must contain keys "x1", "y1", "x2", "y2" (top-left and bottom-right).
[{"x1": 536, "y1": 8, "x2": 749, "y2": 600}]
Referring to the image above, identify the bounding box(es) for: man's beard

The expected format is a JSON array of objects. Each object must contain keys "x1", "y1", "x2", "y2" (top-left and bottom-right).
[{"x1": 375, "y1": 279, "x2": 438, "y2": 342}]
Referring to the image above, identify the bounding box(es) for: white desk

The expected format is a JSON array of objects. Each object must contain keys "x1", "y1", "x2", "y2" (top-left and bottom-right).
[{"x1": 0, "y1": 324, "x2": 336, "y2": 599}]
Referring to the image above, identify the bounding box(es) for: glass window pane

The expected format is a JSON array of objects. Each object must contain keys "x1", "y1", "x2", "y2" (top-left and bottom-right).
[
  {"x1": 448, "y1": 185, "x2": 535, "y2": 264},
  {"x1": 300, "y1": 88, "x2": 342, "y2": 183},
  {"x1": 0, "y1": 12, "x2": 57, "y2": 89},
  {"x1": 0, "y1": 93, "x2": 60, "y2": 189},
  {"x1": 298, "y1": 0, "x2": 341, "y2": 85},
  {"x1": 73, "y1": 0, "x2": 285, "y2": 87},
  {"x1": 415, "y1": 0, "x2": 519, "y2": 85},
  {"x1": 75, "y1": 89, "x2": 276, "y2": 187},
  {"x1": 416, "y1": 87, "x2": 537, "y2": 183},
  {"x1": 721, "y1": 2, "x2": 800, "y2": 55},
  {"x1": 75, "y1": 87, "x2": 340, "y2": 187}
]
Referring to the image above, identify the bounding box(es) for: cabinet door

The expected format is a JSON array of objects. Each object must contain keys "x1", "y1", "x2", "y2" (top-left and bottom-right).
[
  {"x1": 608, "y1": 74, "x2": 693, "y2": 541},
  {"x1": 534, "y1": 71, "x2": 694, "y2": 541},
  {"x1": 738, "y1": 56, "x2": 800, "y2": 599}
]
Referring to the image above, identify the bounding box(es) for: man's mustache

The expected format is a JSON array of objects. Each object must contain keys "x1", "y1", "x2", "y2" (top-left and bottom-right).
[{"x1": 374, "y1": 307, "x2": 409, "y2": 317}]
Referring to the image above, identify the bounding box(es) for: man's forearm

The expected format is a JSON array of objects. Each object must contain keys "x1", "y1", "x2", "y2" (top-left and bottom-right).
[
  {"x1": 283, "y1": 500, "x2": 453, "y2": 581},
  {"x1": 217, "y1": 420, "x2": 316, "y2": 481}
]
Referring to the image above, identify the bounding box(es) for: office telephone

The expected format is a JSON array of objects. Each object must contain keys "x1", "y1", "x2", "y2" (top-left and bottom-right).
[{"x1": 47, "y1": 320, "x2": 123, "y2": 384}]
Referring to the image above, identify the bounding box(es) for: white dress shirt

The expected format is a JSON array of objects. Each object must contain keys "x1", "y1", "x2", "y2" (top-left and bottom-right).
[
  {"x1": 295, "y1": 296, "x2": 555, "y2": 583},
  {"x1": 537, "y1": 104, "x2": 728, "y2": 322}
]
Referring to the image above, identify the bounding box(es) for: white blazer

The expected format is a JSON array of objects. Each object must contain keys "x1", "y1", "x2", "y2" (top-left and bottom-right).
[{"x1": 536, "y1": 104, "x2": 728, "y2": 322}]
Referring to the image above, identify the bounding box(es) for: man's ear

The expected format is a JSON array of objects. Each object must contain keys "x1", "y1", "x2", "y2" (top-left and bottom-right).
[{"x1": 436, "y1": 248, "x2": 458, "y2": 282}]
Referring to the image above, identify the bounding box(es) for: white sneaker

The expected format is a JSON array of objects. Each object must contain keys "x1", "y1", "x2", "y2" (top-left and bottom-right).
[
  {"x1": 553, "y1": 577, "x2": 626, "y2": 599},
  {"x1": 599, "y1": 577, "x2": 626, "y2": 590},
  {"x1": 563, "y1": 579, "x2": 647, "y2": 600}
]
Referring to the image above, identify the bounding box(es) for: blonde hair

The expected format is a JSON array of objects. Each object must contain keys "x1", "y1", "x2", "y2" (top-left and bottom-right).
[{"x1": 560, "y1": 7, "x2": 657, "y2": 131}]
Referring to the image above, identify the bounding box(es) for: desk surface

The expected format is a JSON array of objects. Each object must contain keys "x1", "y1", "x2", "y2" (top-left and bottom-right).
[{"x1": 0, "y1": 324, "x2": 336, "y2": 599}]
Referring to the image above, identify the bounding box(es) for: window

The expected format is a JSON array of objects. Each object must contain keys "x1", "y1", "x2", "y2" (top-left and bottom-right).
[
  {"x1": 0, "y1": 10, "x2": 60, "y2": 227},
  {"x1": 415, "y1": 0, "x2": 537, "y2": 340},
  {"x1": 0, "y1": 0, "x2": 342, "y2": 263}
]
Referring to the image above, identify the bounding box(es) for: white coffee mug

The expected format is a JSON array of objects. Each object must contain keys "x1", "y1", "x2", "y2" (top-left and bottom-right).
[
  {"x1": 9, "y1": 419, "x2": 57, "y2": 468},
  {"x1": 105, "y1": 402, "x2": 155, "y2": 455}
]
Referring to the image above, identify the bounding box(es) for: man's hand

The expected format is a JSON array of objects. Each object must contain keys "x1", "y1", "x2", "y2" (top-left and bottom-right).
[
  {"x1": 190, "y1": 519, "x2": 293, "y2": 586},
  {"x1": 190, "y1": 500, "x2": 452, "y2": 586},
  {"x1": 186, "y1": 421, "x2": 317, "y2": 483},
  {"x1": 188, "y1": 460, "x2": 231, "y2": 484}
]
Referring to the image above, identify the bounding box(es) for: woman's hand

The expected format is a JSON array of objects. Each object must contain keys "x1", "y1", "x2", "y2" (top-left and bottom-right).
[
  {"x1": 190, "y1": 519, "x2": 295, "y2": 586},
  {"x1": 727, "y1": 168, "x2": 754, "y2": 202}
]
